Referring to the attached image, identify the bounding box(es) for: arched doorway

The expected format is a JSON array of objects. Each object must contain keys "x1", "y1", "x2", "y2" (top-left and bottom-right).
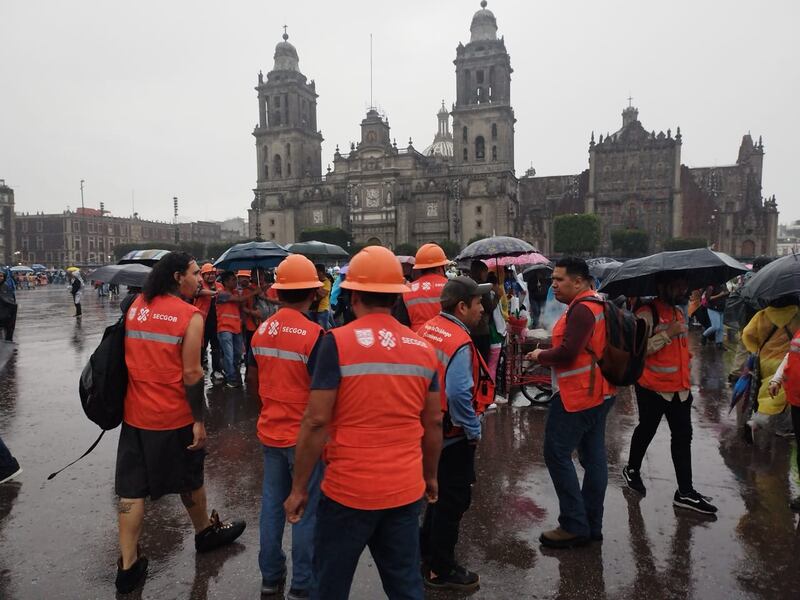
[{"x1": 366, "y1": 236, "x2": 382, "y2": 247}]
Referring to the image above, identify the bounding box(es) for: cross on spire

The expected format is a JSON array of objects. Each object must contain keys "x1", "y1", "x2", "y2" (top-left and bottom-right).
[
  {"x1": 627, "y1": 94, "x2": 634, "y2": 107},
  {"x1": 282, "y1": 24, "x2": 288, "y2": 41}
]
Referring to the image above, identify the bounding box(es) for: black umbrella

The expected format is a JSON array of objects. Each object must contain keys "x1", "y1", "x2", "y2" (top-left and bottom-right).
[
  {"x1": 213, "y1": 241, "x2": 289, "y2": 271},
  {"x1": 118, "y1": 249, "x2": 172, "y2": 266},
  {"x1": 285, "y1": 240, "x2": 349, "y2": 258},
  {"x1": 522, "y1": 263, "x2": 554, "y2": 276},
  {"x1": 455, "y1": 236, "x2": 536, "y2": 261},
  {"x1": 89, "y1": 263, "x2": 152, "y2": 287},
  {"x1": 588, "y1": 259, "x2": 622, "y2": 280},
  {"x1": 740, "y1": 253, "x2": 800, "y2": 308},
  {"x1": 598, "y1": 248, "x2": 748, "y2": 297}
]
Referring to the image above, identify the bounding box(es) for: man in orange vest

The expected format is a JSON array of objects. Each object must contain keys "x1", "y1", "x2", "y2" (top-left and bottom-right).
[
  {"x1": 115, "y1": 252, "x2": 245, "y2": 594},
  {"x1": 284, "y1": 246, "x2": 443, "y2": 600},
  {"x1": 251, "y1": 255, "x2": 325, "y2": 599},
  {"x1": 769, "y1": 328, "x2": 800, "y2": 511},
  {"x1": 526, "y1": 257, "x2": 612, "y2": 548},
  {"x1": 622, "y1": 272, "x2": 718, "y2": 514},
  {"x1": 238, "y1": 269, "x2": 262, "y2": 358},
  {"x1": 395, "y1": 243, "x2": 449, "y2": 331},
  {"x1": 418, "y1": 276, "x2": 494, "y2": 592},
  {"x1": 194, "y1": 263, "x2": 223, "y2": 379},
  {"x1": 215, "y1": 271, "x2": 254, "y2": 388}
]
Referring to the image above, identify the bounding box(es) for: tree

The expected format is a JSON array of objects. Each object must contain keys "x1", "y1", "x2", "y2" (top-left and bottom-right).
[
  {"x1": 437, "y1": 239, "x2": 461, "y2": 259},
  {"x1": 664, "y1": 237, "x2": 708, "y2": 251},
  {"x1": 394, "y1": 243, "x2": 418, "y2": 257},
  {"x1": 611, "y1": 229, "x2": 650, "y2": 258},
  {"x1": 553, "y1": 214, "x2": 600, "y2": 255},
  {"x1": 299, "y1": 227, "x2": 353, "y2": 250}
]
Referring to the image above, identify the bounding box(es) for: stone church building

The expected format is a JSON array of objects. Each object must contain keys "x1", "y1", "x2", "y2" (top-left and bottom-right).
[{"x1": 248, "y1": 1, "x2": 778, "y2": 258}]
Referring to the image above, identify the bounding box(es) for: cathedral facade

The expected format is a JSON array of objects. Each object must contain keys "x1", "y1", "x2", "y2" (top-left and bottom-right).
[{"x1": 248, "y1": 2, "x2": 778, "y2": 258}]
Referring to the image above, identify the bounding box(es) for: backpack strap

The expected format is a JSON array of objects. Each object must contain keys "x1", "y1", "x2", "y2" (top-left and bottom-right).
[
  {"x1": 757, "y1": 325, "x2": 779, "y2": 356},
  {"x1": 47, "y1": 430, "x2": 106, "y2": 480}
]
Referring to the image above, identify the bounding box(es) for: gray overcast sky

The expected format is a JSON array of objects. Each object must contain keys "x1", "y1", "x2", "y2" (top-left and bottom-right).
[{"x1": 2, "y1": 0, "x2": 798, "y2": 225}]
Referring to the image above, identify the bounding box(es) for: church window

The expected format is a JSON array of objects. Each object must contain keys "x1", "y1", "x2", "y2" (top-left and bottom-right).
[
  {"x1": 269, "y1": 218, "x2": 275, "y2": 226},
  {"x1": 273, "y1": 154, "x2": 282, "y2": 177},
  {"x1": 492, "y1": 146, "x2": 497, "y2": 161},
  {"x1": 462, "y1": 127, "x2": 468, "y2": 143},
  {"x1": 476, "y1": 70, "x2": 484, "y2": 84},
  {"x1": 476, "y1": 220, "x2": 483, "y2": 229},
  {"x1": 476, "y1": 206, "x2": 483, "y2": 215},
  {"x1": 306, "y1": 157, "x2": 312, "y2": 174},
  {"x1": 491, "y1": 123, "x2": 497, "y2": 140},
  {"x1": 270, "y1": 232, "x2": 276, "y2": 240},
  {"x1": 286, "y1": 143, "x2": 291, "y2": 157},
  {"x1": 287, "y1": 162, "x2": 292, "y2": 176},
  {"x1": 463, "y1": 148, "x2": 468, "y2": 162},
  {"x1": 274, "y1": 96, "x2": 281, "y2": 108},
  {"x1": 475, "y1": 136, "x2": 485, "y2": 161},
  {"x1": 264, "y1": 164, "x2": 269, "y2": 179}
]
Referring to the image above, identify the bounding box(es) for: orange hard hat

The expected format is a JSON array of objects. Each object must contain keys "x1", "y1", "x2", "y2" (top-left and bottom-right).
[
  {"x1": 272, "y1": 254, "x2": 324, "y2": 290},
  {"x1": 341, "y1": 246, "x2": 410, "y2": 294},
  {"x1": 200, "y1": 263, "x2": 215, "y2": 274},
  {"x1": 236, "y1": 269, "x2": 252, "y2": 278},
  {"x1": 413, "y1": 243, "x2": 448, "y2": 270}
]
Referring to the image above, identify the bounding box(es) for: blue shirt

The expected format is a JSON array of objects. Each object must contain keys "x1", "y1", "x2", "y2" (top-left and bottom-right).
[{"x1": 439, "y1": 313, "x2": 482, "y2": 444}]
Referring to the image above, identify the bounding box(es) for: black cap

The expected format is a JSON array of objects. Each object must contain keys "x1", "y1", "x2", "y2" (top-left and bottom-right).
[{"x1": 440, "y1": 275, "x2": 492, "y2": 305}]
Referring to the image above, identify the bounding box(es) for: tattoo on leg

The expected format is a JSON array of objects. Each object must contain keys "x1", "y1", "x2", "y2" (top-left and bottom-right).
[
  {"x1": 118, "y1": 501, "x2": 134, "y2": 514},
  {"x1": 180, "y1": 492, "x2": 196, "y2": 509}
]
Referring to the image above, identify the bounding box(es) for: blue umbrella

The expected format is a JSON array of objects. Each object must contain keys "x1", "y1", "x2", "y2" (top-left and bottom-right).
[
  {"x1": 213, "y1": 241, "x2": 289, "y2": 271},
  {"x1": 31, "y1": 263, "x2": 47, "y2": 271}
]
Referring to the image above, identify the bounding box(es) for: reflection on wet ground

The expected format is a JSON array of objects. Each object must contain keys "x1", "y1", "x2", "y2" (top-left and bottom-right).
[{"x1": 1, "y1": 288, "x2": 799, "y2": 599}]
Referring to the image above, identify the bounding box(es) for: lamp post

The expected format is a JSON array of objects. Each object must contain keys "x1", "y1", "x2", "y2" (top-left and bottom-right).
[
  {"x1": 80, "y1": 179, "x2": 85, "y2": 210},
  {"x1": 173, "y1": 196, "x2": 179, "y2": 244}
]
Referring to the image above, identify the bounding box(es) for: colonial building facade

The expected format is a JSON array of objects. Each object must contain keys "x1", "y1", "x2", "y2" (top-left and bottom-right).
[
  {"x1": 0, "y1": 180, "x2": 15, "y2": 265},
  {"x1": 249, "y1": 1, "x2": 778, "y2": 258}
]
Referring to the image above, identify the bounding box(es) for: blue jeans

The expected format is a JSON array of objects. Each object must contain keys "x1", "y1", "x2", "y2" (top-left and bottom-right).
[
  {"x1": 703, "y1": 309, "x2": 724, "y2": 343},
  {"x1": 217, "y1": 331, "x2": 242, "y2": 383},
  {"x1": 543, "y1": 393, "x2": 614, "y2": 538},
  {"x1": 315, "y1": 310, "x2": 331, "y2": 331},
  {"x1": 313, "y1": 495, "x2": 424, "y2": 600},
  {"x1": 259, "y1": 446, "x2": 323, "y2": 590}
]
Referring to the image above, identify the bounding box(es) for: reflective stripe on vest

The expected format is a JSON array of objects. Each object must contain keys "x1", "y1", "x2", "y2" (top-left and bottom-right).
[
  {"x1": 251, "y1": 346, "x2": 309, "y2": 363},
  {"x1": 125, "y1": 330, "x2": 182, "y2": 345},
  {"x1": 646, "y1": 365, "x2": 679, "y2": 373},
  {"x1": 405, "y1": 296, "x2": 442, "y2": 307},
  {"x1": 340, "y1": 362, "x2": 436, "y2": 379}
]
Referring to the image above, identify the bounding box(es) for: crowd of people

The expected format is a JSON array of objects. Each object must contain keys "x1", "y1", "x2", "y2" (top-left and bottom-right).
[{"x1": 2, "y1": 243, "x2": 799, "y2": 599}]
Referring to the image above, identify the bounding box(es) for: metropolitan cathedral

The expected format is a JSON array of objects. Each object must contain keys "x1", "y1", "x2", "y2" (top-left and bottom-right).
[{"x1": 248, "y1": 1, "x2": 778, "y2": 257}]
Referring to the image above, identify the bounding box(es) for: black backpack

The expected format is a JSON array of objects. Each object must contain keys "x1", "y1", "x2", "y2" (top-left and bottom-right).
[
  {"x1": 569, "y1": 297, "x2": 649, "y2": 388},
  {"x1": 48, "y1": 314, "x2": 128, "y2": 480}
]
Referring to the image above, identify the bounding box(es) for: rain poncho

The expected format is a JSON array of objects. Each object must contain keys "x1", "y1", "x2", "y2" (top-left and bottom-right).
[
  {"x1": 0, "y1": 268, "x2": 16, "y2": 321},
  {"x1": 742, "y1": 305, "x2": 800, "y2": 415}
]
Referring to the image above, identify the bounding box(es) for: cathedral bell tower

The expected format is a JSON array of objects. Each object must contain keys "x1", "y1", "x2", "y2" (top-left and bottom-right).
[
  {"x1": 451, "y1": 1, "x2": 515, "y2": 172},
  {"x1": 254, "y1": 29, "x2": 323, "y2": 184}
]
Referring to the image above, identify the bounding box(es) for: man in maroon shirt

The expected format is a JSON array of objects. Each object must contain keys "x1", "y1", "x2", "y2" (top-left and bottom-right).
[{"x1": 527, "y1": 257, "x2": 613, "y2": 548}]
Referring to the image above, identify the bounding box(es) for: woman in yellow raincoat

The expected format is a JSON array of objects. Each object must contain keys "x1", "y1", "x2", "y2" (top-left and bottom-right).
[{"x1": 742, "y1": 296, "x2": 800, "y2": 419}]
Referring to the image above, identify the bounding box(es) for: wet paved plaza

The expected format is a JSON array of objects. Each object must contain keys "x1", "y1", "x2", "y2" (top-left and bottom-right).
[{"x1": 1, "y1": 287, "x2": 800, "y2": 599}]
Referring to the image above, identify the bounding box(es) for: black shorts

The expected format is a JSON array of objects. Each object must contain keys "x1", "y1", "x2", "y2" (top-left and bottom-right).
[{"x1": 115, "y1": 422, "x2": 205, "y2": 500}]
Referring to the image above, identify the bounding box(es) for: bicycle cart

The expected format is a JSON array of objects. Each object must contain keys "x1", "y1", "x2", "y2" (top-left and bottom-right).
[{"x1": 504, "y1": 318, "x2": 552, "y2": 404}]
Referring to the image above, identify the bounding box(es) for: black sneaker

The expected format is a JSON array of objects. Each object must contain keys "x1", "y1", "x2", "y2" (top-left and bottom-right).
[
  {"x1": 622, "y1": 466, "x2": 646, "y2": 496},
  {"x1": 195, "y1": 510, "x2": 246, "y2": 553},
  {"x1": 225, "y1": 380, "x2": 242, "y2": 389},
  {"x1": 115, "y1": 551, "x2": 148, "y2": 594},
  {"x1": 673, "y1": 489, "x2": 717, "y2": 514},
  {"x1": 0, "y1": 458, "x2": 22, "y2": 485},
  {"x1": 424, "y1": 565, "x2": 480, "y2": 592},
  {"x1": 287, "y1": 588, "x2": 309, "y2": 600}
]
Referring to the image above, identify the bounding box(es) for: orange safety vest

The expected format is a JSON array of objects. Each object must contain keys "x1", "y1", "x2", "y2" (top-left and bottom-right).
[
  {"x1": 418, "y1": 313, "x2": 494, "y2": 437},
  {"x1": 551, "y1": 289, "x2": 607, "y2": 412},
  {"x1": 123, "y1": 294, "x2": 198, "y2": 430},
  {"x1": 403, "y1": 273, "x2": 448, "y2": 332},
  {"x1": 784, "y1": 331, "x2": 800, "y2": 407},
  {"x1": 637, "y1": 299, "x2": 691, "y2": 393},
  {"x1": 194, "y1": 280, "x2": 222, "y2": 319},
  {"x1": 216, "y1": 288, "x2": 243, "y2": 334},
  {"x1": 325, "y1": 313, "x2": 439, "y2": 510},
  {"x1": 251, "y1": 307, "x2": 322, "y2": 447}
]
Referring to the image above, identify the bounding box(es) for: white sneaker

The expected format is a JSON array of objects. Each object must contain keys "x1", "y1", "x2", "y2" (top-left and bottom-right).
[
  {"x1": 494, "y1": 394, "x2": 509, "y2": 405},
  {"x1": 512, "y1": 395, "x2": 531, "y2": 408},
  {"x1": 485, "y1": 403, "x2": 498, "y2": 411}
]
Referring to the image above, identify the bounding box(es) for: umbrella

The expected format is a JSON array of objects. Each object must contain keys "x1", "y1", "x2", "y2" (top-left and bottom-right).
[
  {"x1": 213, "y1": 241, "x2": 289, "y2": 271},
  {"x1": 88, "y1": 263, "x2": 152, "y2": 287},
  {"x1": 10, "y1": 266, "x2": 33, "y2": 273},
  {"x1": 482, "y1": 252, "x2": 549, "y2": 268},
  {"x1": 118, "y1": 249, "x2": 172, "y2": 266},
  {"x1": 598, "y1": 248, "x2": 748, "y2": 298},
  {"x1": 285, "y1": 240, "x2": 349, "y2": 259},
  {"x1": 455, "y1": 236, "x2": 537, "y2": 261},
  {"x1": 31, "y1": 264, "x2": 47, "y2": 272},
  {"x1": 396, "y1": 255, "x2": 416, "y2": 265},
  {"x1": 66, "y1": 266, "x2": 80, "y2": 272},
  {"x1": 588, "y1": 259, "x2": 623, "y2": 280},
  {"x1": 740, "y1": 253, "x2": 800, "y2": 308},
  {"x1": 522, "y1": 263, "x2": 554, "y2": 276}
]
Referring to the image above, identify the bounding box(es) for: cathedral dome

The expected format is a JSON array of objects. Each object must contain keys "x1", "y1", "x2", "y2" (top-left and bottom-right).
[
  {"x1": 424, "y1": 139, "x2": 454, "y2": 158},
  {"x1": 273, "y1": 32, "x2": 300, "y2": 72},
  {"x1": 470, "y1": 1, "x2": 498, "y2": 42},
  {"x1": 424, "y1": 101, "x2": 454, "y2": 159}
]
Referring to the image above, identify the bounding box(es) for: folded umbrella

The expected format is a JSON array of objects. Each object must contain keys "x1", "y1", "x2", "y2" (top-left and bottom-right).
[
  {"x1": 598, "y1": 248, "x2": 748, "y2": 298},
  {"x1": 213, "y1": 241, "x2": 289, "y2": 271},
  {"x1": 740, "y1": 253, "x2": 800, "y2": 309},
  {"x1": 88, "y1": 263, "x2": 152, "y2": 287},
  {"x1": 285, "y1": 240, "x2": 349, "y2": 259}
]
